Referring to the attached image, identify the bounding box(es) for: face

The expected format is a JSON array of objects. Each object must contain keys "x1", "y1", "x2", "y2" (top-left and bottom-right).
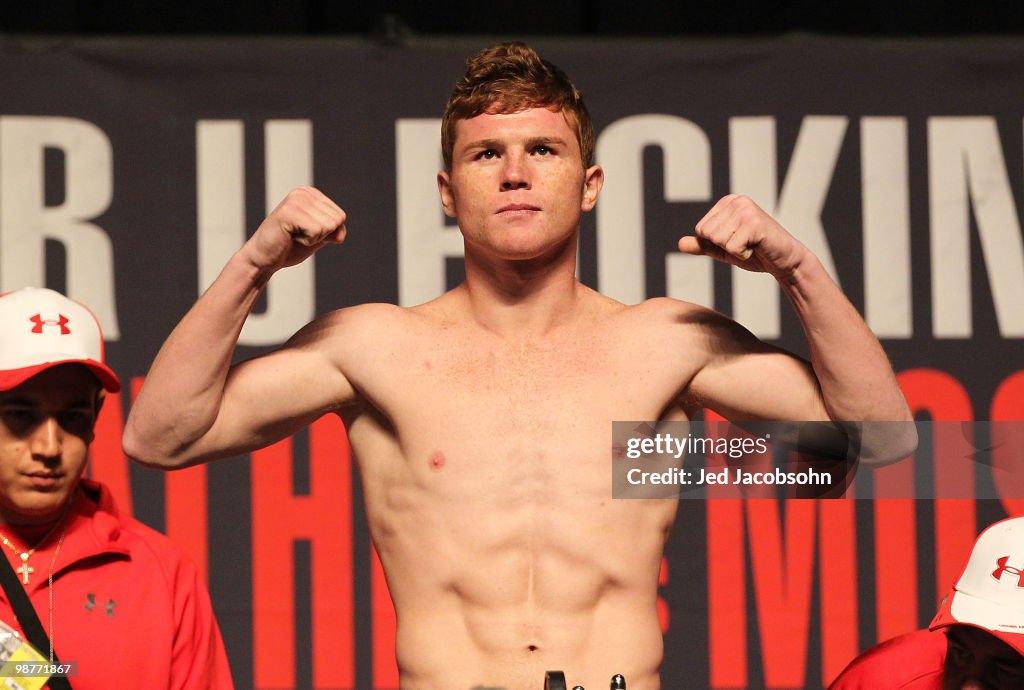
[
  {"x1": 943, "y1": 625, "x2": 1024, "y2": 690},
  {"x1": 437, "y1": 107, "x2": 603, "y2": 263},
  {"x1": 0, "y1": 365, "x2": 100, "y2": 528}
]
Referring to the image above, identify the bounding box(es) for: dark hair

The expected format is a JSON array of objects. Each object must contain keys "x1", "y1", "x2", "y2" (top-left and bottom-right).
[{"x1": 441, "y1": 42, "x2": 594, "y2": 170}]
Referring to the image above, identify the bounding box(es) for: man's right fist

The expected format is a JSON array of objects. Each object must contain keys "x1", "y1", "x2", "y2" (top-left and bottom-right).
[{"x1": 244, "y1": 186, "x2": 348, "y2": 271}]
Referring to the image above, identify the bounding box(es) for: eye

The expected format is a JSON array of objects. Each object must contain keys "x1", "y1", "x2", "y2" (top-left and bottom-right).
[
  {"x1": 532, "y1": 145, "x2": 552, "y2": 156},
  {"x1": 476, "y1": 149, "x2": 498, "y2": 160},
  {"x1": 56, "y1": 409, "x2": 96, "y2": 436},
  {"x1": 0, "y1": 408, "x2": 41, "y2": 434}
]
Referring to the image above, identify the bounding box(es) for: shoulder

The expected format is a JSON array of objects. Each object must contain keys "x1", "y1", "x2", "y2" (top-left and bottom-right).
[
  {"x1": 613, "y1": 297, "x2": 750, "y2": 347},
  {"x1": 614, "y1": 296, "x2": 731, "y2": 328},
  {"x1": 290, "y1": 302, "x2": 411, "y2": 345},
  {"x1": 829, "y1": 628, "x2": 947, "y2": 689},
  {"x1": 115, "y1": 513, "x2": 194, "y2": 572},
  {"x1": 86, "y1": 484, "x2": 201, "y2": 587},
  {"x1": 624, "y1": 296, "x2": 716, "y2": 322},
  {"x1": 279, "y1": 302, "x2": 422, "y2": 368}
]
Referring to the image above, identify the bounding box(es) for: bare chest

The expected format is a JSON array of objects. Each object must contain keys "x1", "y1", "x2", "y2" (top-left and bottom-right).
[
  {"x1": 357, "y1": 334, "x2": 687, "y2": 492},
  {"x1": 345, "y1": 321, "x2": 684, "y2": 598},
  {"x1": 409, "y1": 344, "x2": 608, "y2": 459}
]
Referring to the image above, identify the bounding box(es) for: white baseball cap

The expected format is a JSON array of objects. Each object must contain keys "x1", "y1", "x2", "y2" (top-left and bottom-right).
[
  {"x1": 0, "y1": 287, "x2": 120, "y2": 393},
  {"x1": 930, "y1": 516, "x2": 1024, "y2": 654}
]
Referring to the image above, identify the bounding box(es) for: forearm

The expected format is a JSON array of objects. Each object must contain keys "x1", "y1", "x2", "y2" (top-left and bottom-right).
[
  {"x1": 124, "y1": 250, "x2": 269, "y2": 467},
  {"x1": 782, "y1": 254, "x2": 916, "y2": 465},
  {"x1": 783, "y1": 254, "x2": 911, "y2": 424}
]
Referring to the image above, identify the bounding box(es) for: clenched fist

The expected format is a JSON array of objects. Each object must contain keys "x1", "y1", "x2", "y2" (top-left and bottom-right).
[
  {"x1": 678, "y1": 194, "x2": 809, "y2": 282},
  {"x1": 242, "y1": 186, "x2": 348, "y2": 271}
]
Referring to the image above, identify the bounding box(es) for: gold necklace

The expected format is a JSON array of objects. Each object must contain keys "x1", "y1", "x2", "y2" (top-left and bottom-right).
[
  {"x1": 0, "y1": 525, "x2": 60, "y2": 585},
  {"x1": 0, "y1": 499, "x2": 74, "y2": 585},
  {"x1": 47, "y1": 522, "x2": 69, "y2": 663}
]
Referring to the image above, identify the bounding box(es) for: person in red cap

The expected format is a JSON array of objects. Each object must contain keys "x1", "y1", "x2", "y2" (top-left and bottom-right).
[
  {"x1": 0, "y1": 287, "x2": 234, "y2": 689},
  {"x1": 830, "y1": 516, "x2": 1024, "y2": 689}
]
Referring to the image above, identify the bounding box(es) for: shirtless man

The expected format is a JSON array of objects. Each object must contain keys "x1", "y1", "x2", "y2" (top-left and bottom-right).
[{"x1": 123, "y1": 43, "x2": 914, "y2": 690}]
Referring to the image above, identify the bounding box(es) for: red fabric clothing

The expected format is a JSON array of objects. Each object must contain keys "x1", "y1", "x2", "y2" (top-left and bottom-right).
[
  {"x1": 829, "y1": 628, "x2": 946, "y2": 689},
  {"x1": 0, "y1": 479, "x2": 233, "y2": 690}
]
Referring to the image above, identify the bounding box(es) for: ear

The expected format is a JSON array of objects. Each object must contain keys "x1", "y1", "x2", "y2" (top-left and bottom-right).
[
  {"x1": 581, "y1": 164, "x2": 604, "y2": 212},
  {"x1": 87, "y1": 389, "x2": 106, "y2": 443},
  {"x1": 437, "y1": 170, "x2": 457, "y2": 218}
]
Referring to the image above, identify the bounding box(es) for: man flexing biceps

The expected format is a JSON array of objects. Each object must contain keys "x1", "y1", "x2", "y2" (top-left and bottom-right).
[{"x1": 124, "y1": 42, "x2": 913, "y2": 690}]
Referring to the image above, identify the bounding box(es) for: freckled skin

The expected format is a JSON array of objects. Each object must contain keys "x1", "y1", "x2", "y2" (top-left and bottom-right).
[{"x1": 437, "y1": 108, "x2": 601, "y2": 266}]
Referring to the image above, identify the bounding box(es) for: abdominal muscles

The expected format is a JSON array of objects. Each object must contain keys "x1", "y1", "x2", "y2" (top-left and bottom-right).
[{"x1": 370, "y1": 455, "x2": 671, "y2": 689}]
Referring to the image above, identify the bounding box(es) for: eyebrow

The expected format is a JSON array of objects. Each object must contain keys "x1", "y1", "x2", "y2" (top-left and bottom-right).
[
  {"x1": 462, "y1": 136, "x2": 569, "y2": 151},
  {"x1": 463, "y1": 138, "x2": 502, "y2": 151},
  {"x1": 65, "y1": 399, "x2": 95, "y2": 409},
  {"x1": 525, "y1": 136, "x2": 568, "y2": 149}
]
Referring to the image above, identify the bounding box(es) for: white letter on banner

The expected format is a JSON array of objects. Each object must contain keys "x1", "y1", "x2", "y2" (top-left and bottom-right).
[
  {"x1": 0, "y1": 116, "x2": 119, "y2": 338},
  {"x1": 396, "y1": 118, "x2": 462, "y2": 307},
  {"x1": 861, "y1": 117, "x2": 912, "y2": 338},
  {"x1": 595, "y1": 115, "x2": 712, "y2": 305},
  {"x1": 928, "y1": 117, "x2": 1024, "y2": 338},
  {"x1": 196, "y1": 120, "x2": 315, "y2": 344},
  {"x1": 729, "y1": 116, "x2": 845, "y2": 339}
]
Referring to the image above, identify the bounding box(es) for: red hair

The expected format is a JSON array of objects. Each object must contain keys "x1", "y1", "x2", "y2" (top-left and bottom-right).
[{"x1": 441, "y1": 42, "x2": 594, "y2": 170}]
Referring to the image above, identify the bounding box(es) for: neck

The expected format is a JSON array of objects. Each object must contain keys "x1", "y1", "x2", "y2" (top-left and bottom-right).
[
  {"x1": 0, "y1": 496, "x2": 76, "y2": 548},
  {"x1": 3, "y1": 522, "x2": 60, "y2": 550},
  {"x1": 461, "y1": 237, "x2": 582, "y2": 336}
]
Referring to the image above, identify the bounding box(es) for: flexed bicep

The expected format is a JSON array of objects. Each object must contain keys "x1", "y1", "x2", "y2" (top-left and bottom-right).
[
  {"x1": 684, "y1": 311, "x2": 829, "y2": 423},
  {"x1": 196, "y1": 342, "x2": 355, "y2": 463}
]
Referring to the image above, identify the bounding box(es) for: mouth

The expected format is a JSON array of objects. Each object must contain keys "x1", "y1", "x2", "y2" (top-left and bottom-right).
[
  {"x1": 25, "y1": 472, "x2": 63, "y2": 490},
  {"x1": 496, "y1": 204, "x2": 540, "y2": 216}
]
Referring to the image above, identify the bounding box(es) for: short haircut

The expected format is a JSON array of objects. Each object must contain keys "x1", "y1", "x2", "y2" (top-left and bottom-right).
[{"x1": 441, "y1": 42, "x2": 594, "y2": 170}]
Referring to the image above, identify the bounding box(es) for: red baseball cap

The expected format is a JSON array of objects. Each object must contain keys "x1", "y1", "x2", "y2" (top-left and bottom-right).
[{"x1": 0, "y1": 287, "x2": 120, "y2": 393}]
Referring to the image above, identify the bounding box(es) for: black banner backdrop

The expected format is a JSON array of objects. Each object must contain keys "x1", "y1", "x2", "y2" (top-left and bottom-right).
[{"x1": 1, "y1": 35, "x2": 1022, "y2": 689}]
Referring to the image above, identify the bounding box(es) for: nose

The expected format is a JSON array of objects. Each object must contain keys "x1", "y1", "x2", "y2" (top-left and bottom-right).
[
  {"x1": 30, "y1": 416, "x2": 63, "y2": 459},
  {"x1": 500, "y1": 153, "x2": 530, "y2": 191}
]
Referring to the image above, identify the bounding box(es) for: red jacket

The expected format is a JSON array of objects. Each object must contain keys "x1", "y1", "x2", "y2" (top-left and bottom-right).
[
  {"x1": 0, "y1": 479, "x2": 233, "y2": 689},
  {"x1": 829, "y1": 628, "x2": 946, "y2": 689}
]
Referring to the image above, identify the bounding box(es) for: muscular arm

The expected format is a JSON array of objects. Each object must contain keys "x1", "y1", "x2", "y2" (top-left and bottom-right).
[
  {"x1": 123, "y1": 187, "x2": 353, "y2": 468},
  {"x1": 681, "y1": 195, "x2": 916, "y2": 463}
]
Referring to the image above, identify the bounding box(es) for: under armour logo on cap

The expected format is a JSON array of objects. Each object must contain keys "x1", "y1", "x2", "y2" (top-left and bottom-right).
[
  {"x1": 992, "y1": 556, "x2": 1024, "y2": 588},
  {"x1": 29, "y1": 313, "x2": 71, "y2": 335}
]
